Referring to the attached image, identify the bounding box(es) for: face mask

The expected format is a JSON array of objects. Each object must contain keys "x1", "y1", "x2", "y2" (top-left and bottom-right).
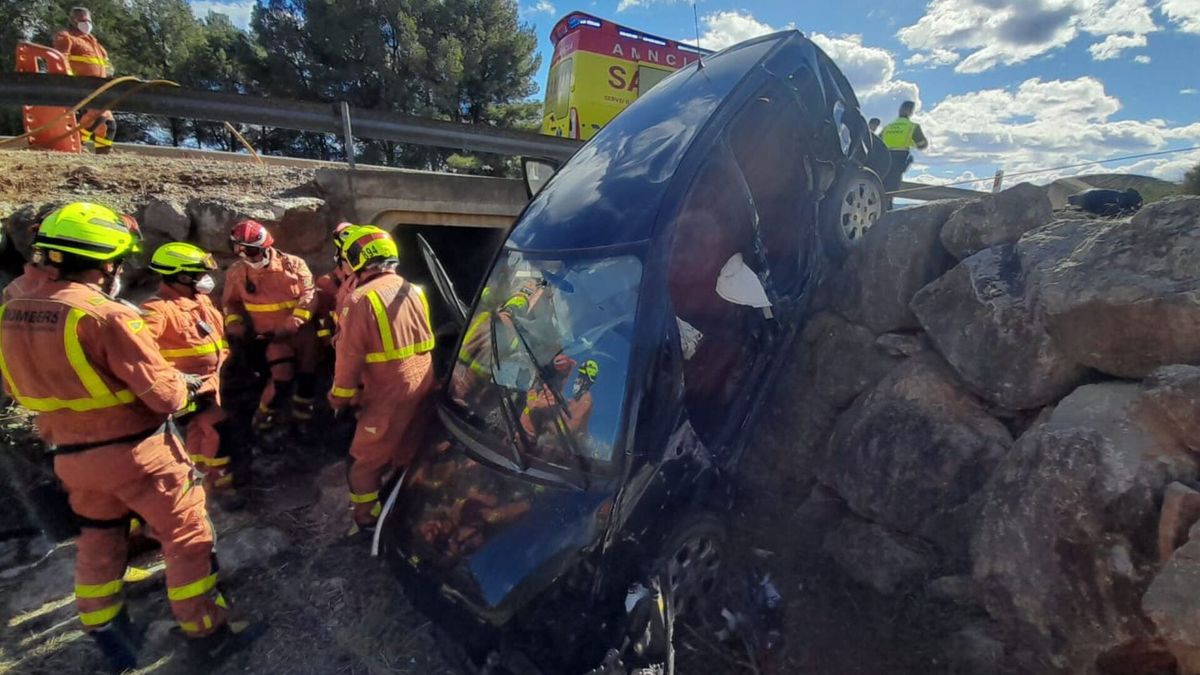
[
  {"x1": 194, "y1": 274, "x2": 216, "y2": 295},
  {"x1": 77, "y1": 21, "x2": 93, "y2": 34},
  {"x1": 246, "y1": 256, "x2": 269, "y2": 269},
  {"x1": 106, "y1": 272, "x2": 123, "y2": 298}
]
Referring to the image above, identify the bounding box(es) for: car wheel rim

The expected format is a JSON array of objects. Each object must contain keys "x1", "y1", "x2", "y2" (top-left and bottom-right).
[
  {"x1": 840, "y1": 176, "x2": 884, "y2": 241},
  {"x1": 666, "y1": 533, "x2": 723, "y2": 621}
]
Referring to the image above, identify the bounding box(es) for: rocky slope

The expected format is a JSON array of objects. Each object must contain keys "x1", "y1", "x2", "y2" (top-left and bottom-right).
[{"x1": 744, "y1": 189, "x2": 1200, "y2": 674}]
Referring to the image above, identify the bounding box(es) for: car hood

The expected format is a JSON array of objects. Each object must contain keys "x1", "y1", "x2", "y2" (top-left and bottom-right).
[{"x1": 383, "y1": 421, "x2": 615, "y2": 624}]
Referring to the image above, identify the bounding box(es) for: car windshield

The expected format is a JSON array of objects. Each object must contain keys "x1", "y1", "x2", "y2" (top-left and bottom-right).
[{"x1": 447, "y1": 249, "x2": 642, "y2": 471}]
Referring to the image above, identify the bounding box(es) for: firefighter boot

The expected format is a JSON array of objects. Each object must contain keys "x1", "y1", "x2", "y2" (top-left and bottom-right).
[
  {"x1": 187, "y1": 619, "x2": 267, "y2": 667},
  {"x1": 90, "y1": 607, "x2": 143, "y2": 673}
]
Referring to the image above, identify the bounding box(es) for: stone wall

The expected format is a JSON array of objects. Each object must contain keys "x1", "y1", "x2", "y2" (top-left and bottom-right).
[{"x1": 758, "y1": 188, "x2": 1200, "y2": 674}]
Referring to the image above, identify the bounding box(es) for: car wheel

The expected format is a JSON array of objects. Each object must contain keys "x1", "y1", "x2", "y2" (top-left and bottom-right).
[
  {"x1": 657, "y1": 513, "x2": 728, "y2": 626},
  {"x1": 819, "y1": 163, "x2": 885, "y2": 263}
]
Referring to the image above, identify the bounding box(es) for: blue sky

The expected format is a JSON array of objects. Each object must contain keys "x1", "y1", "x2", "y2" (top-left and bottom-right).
[{"x1": 192, "y1": 0, "x2": 1199, "y2": 185}]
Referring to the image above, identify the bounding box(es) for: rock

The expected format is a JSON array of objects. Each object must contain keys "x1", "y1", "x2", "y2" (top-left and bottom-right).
[
  {"x1": 912, "y1": 245, "x2": 1089, "y2": 410},
  {"x1": 216, "y1": 526, "x2": 290, "y2": 573},
  {"x1": 875, "y1": 332, "x2": 928, "y2": 358},
  {"x1": 1144, "y1": 519, "x2": 1200, "y2": 673},
  {"x1": 823, "y1": 515, "x2": 935, "y2": 595},
  {"x1": 1137, "y1": 365, "x2": 1200, "y2": 455},
  {"x1": 136, "y1": 198, "x2": 191, "y2": 242},
  {"x1": 831, "y1": 199, "x2": 961, "y2": 334},
  {"x1": 927, "y1": 575, "x2": 984, "y2": 609},
  {"x1": 1157, "y1": 482, "x2": 1200, "y2": 562},
  {"x1": 943, "y1": 623, "x2": 1010, "y2": 675},
  {"x1": 972, "y1": 382, "x2": 1199, "y2": 674},
  {"x1": 1028, "y1": 196, "x2": 1200, "y2": 378},
  {"x1": 187, "y1": 196, "x2": 331, "y2": 256},
  {"x1": 3, "y1": 203, "x2": 43, "y2": 260},
  {"x1": 801, "y1": 312, "x2": 905, "y2": 409},
  {"x1": 820, "y1": 355, "x2": 1012, "y2": 550},
  {"x1": 940, "y1": 182, "x2": 1053, "y2": 260},
  {"x1": 3, "y1": 544, "x2": 75, "y2": 616}
]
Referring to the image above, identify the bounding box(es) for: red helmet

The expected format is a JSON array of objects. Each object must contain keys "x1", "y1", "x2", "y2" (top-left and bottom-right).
[{"x1": 230, "y1": 219, "x2": 274, "y2": 249}]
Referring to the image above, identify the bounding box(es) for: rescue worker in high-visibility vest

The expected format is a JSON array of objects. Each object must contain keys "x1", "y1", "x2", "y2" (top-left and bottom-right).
[
  {"x1": 880, "y1": 100, "x2": 930, "y2": 201},
  {"x1": 313, "y1": 222, "x2": 358, "y2": 345},
  {"x1": 53, "y1": 7, "x2": 116, "y2": 154},
  {"x1": 222, "y1": 220, "x2": 320, "y2": 433},
  {"x1": 328, "y1": 228, "x2": 435, "y2": 537},
  {"x1": 0, "y1": 203, "x2": 261, "y2": 670},
  {"x1": 141, "y1": 243, "x2": 235, "y2": 502}
]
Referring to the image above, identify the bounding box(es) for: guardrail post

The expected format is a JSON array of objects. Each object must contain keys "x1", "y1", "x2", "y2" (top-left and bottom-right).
[{"x1": 340, "y1": 101, "x2": 355, "y2": 169}]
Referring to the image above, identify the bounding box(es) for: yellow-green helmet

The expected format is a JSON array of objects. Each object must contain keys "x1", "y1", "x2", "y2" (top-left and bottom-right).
[
  {"x1": 35, "y1": 202, "x2": 139, "y2": 262},
  {"x1": 579, "y1": 359, "x2": 599, "y2": 382},
  {"x1": 149, "y1": 242, "x2": 217, "y2": 276},
  {"x1": 341, "y1": 226, "x2": 398, "y2": 272}
]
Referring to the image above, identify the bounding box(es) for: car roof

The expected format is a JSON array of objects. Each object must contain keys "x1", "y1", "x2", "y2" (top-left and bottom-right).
[{"x1": 510, "y1": 30, "x2": 816, "y2": 252}]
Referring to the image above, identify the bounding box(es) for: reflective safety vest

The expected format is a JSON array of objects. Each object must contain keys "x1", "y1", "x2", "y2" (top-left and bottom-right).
[
  {"x1": 881, "y1": 118, "x2": 917, "y2": 151},
  {"x1": 330, "y1": 274, "x2": 435, "y2": 400},
  {"x1": 0, "y1": 282, "x2": 187, "y2": 446}
]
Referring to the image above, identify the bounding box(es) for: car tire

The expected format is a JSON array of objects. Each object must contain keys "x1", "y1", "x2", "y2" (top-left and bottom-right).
[
  {"x1": 819, "y1": 162, "x2": 885, "y2": 263},
  {"x1": 654, "y1": 512, "x2": 728, "y2": 627}
]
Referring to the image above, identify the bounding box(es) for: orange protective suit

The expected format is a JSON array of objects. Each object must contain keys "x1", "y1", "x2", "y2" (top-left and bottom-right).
[
  {"x1": 221, "y1": 249, "x2": 319, "y2": 423},
  {"x1": 2, "y1": 262, "x2": 56, "y2": 302},
  {"x1": 313, "y1": 266, "x2": 350, "y2": 342},
  {"x1": 0, "y1": 280, "x2": 227, "y2": 637},
  {"x1": 52, "y1": 28, "x2": 115, "y2": 152},
  {"x1": 143, "y1": 285, "x2": 230, "y2": 489},
  {"x1": 328, "y1": 272, "x2": 435, "y2": 526}
]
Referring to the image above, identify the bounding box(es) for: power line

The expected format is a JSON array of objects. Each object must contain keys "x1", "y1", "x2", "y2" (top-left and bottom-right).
[{"x1": 890, "y1": 144, "x2": 1200, "y2": 195}]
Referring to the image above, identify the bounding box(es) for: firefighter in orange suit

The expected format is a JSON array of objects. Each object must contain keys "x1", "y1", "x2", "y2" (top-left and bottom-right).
[
  {"x1": 313, "y1": 222, "x2": 357, "y2": 344},
  {"x1": 53, "y1": 7, "x2": 116, "y2": 153},
  {"x1": 142, "y1": 243, "x2": 233, "y2": 498},
  {"x1": 0, "y1": 203, "x2": 260, "y2": 670},
  {"x1": 328, "y1": 228, "x2": 435, "y2": 536},
  {"x1": 222, "y1": 219, "x2": 319, "y2": 432}
]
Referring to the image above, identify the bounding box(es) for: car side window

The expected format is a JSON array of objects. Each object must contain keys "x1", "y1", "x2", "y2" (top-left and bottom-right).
[{"x1": 726, "y1": 83, "x2": 818, "y2": 295}]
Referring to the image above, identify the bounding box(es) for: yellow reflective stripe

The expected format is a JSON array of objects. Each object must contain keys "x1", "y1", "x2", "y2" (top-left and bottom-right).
[
  {"x1": 11, "y1": 389, "x2": 135, "y2": 413},
  {"x1": 292, "y1": 308, "x2": 313, "y2": 320},
  {"x1": 79, "y1": 602, "x2": 123, "y2": 626},
  {"x1": 331, "y1": 385, "x2": 356, "y2": 398},
  {"x1": 69, "y1": 55, "x2": 110, "y2": 66},
  {"x1": 224, "y1": 314, "x2": 243, "y2": 326},
  {"x1": 349, "y1": 491, "x2": 379, "y2": 504},
  {"x1": 370, "y1": 502, "x2": 382, "y2": 517},
  {"x1": 191, "y1": 454, "x2": 231, "y2": 468},
  {"x1": 216, "y1": 594, "x2": 228, "y2": 609},
  {"x1": 66, "y1": 309, "x2": 113, "y2": 399},
  {"x1": 244, "y1": 300, "x2": 298, "y2": 312},
  {"x1": 161, "y1": 339, "x2": 228, "y2": 359},
  {"x1": 179, "y1": 620, "x2": 201, "y2": 633},
  {"x1": 317, "y1": 328, "x2": 332, "y2": 338},
  {"x1": 167, "y1": 573, "x2": 217, "y2": 601},
  {"x1": 363, "y1": 286, "x2": 435, "y2": 363},
  {"x1": 75, "y1": 579, "x2": 122, "y2": 599},
  {"x1": 93, "y1": 136, "x2": 114, "y2": 148}
]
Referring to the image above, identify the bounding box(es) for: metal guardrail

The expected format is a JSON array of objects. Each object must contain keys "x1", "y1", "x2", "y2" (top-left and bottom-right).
[{"x1": 0, "y1": 73, "x2": 583, "y2": 162}]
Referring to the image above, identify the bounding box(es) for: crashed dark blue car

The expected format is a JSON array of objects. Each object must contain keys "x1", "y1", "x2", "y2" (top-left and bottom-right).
[{"x1": 376, "y1": 29, "x2": 888, "y2": 674}]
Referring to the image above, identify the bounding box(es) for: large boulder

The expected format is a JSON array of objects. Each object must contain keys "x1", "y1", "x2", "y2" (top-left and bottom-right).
[
  {"x1": 912, "y1": 245, "x2": 1089, "y2": 410},
  {"x1": 831, "y1": 200, "x2": 961, "y2": 334},
  {"x1": 1144, "y1": 519, "x2": 1200, "y2": 673},
  {"x1": 972, "y1": 382, "x2": 1199, "y2": 674},
  {"x1": 940, "y1": 182, "x2": 1053, "y2": 260},
  {"x1": 801, "y1": 312, "x2": 906, "y2": 409},
  {"x1": 823, "y1": 515, "x2": 936, "y2": 595},
  {"x1": 1026, "y1": 196, "x2": 1200, "y2": 379},
  {"x1": 819, "y1": 355, "x2": 1012, "y2": 552},
  {"x1": 188, "y1": 196, "x2": 332, "y2": 257},
  {"x1": 136, "y1": 197, "x2": 191, "y2": 242},
  {"x1": 1135, "y1": 365, "x2": 1200, "y2": 455}
]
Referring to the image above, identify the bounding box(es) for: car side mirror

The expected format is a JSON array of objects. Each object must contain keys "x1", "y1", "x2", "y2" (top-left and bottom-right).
[{"x1": 522, "y1": 157, "x2": 560, "y2": 200}]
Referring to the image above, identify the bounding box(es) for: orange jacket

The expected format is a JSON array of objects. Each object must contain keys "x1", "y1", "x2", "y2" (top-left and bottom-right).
[
  {"x1": 2, "y1": 263, "x2": 56, "y2": 303},
  {"x1": 221, "y1": 250, "x2": 316, "y2": 336},
  {"x1": 142, "y1": 285, "x2": 228, "y2": 380},
  {"x1": 314, "y1": 267, "x2": 350, "y2": 339},
  {"x1": 0, "y1": 280, "x2": 188, "y2": 446},
  {"x1": 330, "y1": 272, "x2": 434, "y2": 401},
  {"x1": 53, "y1": 28, "x2": 111, "y2": 78}
]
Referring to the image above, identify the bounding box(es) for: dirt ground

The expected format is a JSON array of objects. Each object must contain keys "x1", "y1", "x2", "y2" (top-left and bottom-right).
[{"x1": 0, "y1": 149, "x2": 319, "y2": 214}]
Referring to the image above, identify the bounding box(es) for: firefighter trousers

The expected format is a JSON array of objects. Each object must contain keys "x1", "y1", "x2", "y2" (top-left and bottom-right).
[
  {"x1": 186, "y1": 404, "x2": 231, "y2": 490},
  {"x1": 347, "y1": 356, "x2": 434, "y2": 526},
  {"x1": 53, "y1": 429, "x2": 228, "y2": 637}
]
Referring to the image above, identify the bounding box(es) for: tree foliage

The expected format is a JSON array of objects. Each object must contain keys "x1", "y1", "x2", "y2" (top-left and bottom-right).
[
  {"x1": 0, "y1": 0, "x2": 542, "y2": 172},
  {"x1": 1185, "y1": 162, "x2": 1200, "y2": 196}
]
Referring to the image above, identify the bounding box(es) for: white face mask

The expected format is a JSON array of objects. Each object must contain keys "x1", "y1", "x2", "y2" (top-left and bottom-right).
[
  {"x1": 77, "y1": 21, "x2": 93, "y2": 35},
  {"x1": 106, "y1": 273, "x2": 122, "y2": 298},
  {"x1": 194, "y1": 274, "x2": 216, "y2": 294},
  {"x1": 246, "y1": 256, "x2": 269, "y2": 269}
]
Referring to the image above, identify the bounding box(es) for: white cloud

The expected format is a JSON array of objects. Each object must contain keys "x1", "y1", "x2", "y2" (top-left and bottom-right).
[
  {"x1": 917, "y1": 76, "x2": 1200, "y2": 182},
  {"x1": 698, "y1": 10, "x2": 794, "y2": 50},
  {"x1": 1134, "y1": 54, "x2": 1152, "y2": 63},
  {"x1": 529, "y1": 0, "x2": 555, "y2": 14},
  {"x1": 898, "y1": 0, "x2": 1158, "y2": 72},
  {"x1": 617, "y1": 0, "x2": 678, "y2": 11},
  {"x1": 905, "y1": 48, "x2": 960, "y2": 68},
  {"x1": 1182, "y1": 88, "x2": 1200, "y2": 95},
  {"x1": 1162, "y1": 0, "x2": 1200, "y2": 33},
  {"x1": 190, "y1": 0, "x2": 254, "y2": 30},
  {"x1": 1087, "y1": 33, "x2": 1146, "y2": 59}
]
